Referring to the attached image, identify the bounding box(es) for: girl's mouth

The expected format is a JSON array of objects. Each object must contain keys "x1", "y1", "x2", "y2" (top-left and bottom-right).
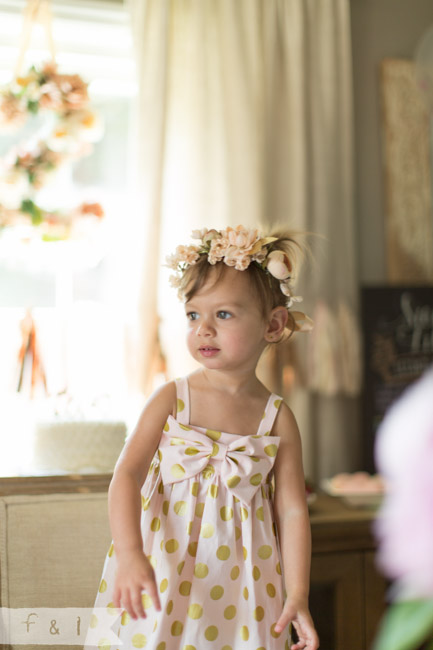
[{"x1": 199, "y1": 346, "x2": 220, "y2": 357}]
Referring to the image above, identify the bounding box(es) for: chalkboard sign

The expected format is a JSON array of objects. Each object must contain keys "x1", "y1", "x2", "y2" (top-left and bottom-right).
[{"x1": 361, "y1": 286, "x2": 433, "y2": 471}]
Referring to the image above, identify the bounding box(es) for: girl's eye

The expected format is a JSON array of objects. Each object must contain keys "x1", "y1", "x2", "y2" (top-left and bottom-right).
[
  {"x1": 186, "y1": 311, "x2": 199, "y2": 321},
  {"x1": 217, "y1": 310, "x2": 232, "y2": 320}
]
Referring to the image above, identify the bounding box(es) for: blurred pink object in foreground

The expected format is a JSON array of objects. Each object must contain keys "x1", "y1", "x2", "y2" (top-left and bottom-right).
[{"x1": 375, "y1": 367, "x2": 433, "y2": 599}]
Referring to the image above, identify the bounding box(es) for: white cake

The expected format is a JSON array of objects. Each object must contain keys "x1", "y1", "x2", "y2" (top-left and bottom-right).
[{"x1": 33, "y1": 420, "x2": 127, "y2": 473}]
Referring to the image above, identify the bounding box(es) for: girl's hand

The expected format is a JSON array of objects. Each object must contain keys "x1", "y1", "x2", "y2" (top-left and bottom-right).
[
  {"x1": 112, "y1": 550, "x2": 161, "y2": 620},
  {"x1": 274, "y1": 598, "x2": 319, "y2": 650}
]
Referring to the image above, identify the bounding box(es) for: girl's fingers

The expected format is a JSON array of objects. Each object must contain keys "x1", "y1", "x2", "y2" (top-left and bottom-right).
[
  {"x1": 273, "y1": 608, "x2": 319, "y2": 650},
  {"x1": 291, "y1": 635, "x2": 307, "y2": 650},
  {"x1": 120, "y1": 592, "x2": 136, "y2": 620},
  {"x1": 274, "y1": 609, "x2": 292, "y2": 634},
  {"x1": 131, "y1": 589, "x2": 146, "y2": 620},
  {"x1": 291, "y1": 620, "x2": 319, "y2": 650},
  {"x1": 114, "y1": 573, "x2": 168, "y2": 622},
  {"x1": 144, "y1": 578, "x2": 161, "y2": 611},
  {"x1": 125, "y1": 577, "x2": 160, "y2": 619}
]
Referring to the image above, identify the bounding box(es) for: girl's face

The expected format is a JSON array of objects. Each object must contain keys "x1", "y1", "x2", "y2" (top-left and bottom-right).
[{"x1": 184, "y1": 266, "x2": 271, "y2": 374}]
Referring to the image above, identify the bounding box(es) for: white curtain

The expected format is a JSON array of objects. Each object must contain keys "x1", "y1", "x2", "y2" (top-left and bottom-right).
[{"x1": 128, "y1": 0, "x2": 361, "y2": 481}]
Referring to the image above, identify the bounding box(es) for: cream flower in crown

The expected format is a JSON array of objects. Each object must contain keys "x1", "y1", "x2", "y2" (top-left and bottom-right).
[
  {"x1": 166, "y1": 225, "x2": 312, "y2": 331},
  {"x1": 265, "y1": 250, "x2": 291, "y2": 280}
]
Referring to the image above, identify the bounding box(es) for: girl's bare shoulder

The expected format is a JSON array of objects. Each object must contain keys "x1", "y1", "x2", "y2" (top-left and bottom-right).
[
  {"x1": 272, "y1": 400, "x2": 301, "y2": 443},
  {"x1": 127, "y1": 380, "x2": 177, "y2": 440},
  {"x1": 146, "y1": 380, "x2": 177, "y2": 416},
  {"x1": 114, "y1": 381, "x2": 177, "y2": 479}
]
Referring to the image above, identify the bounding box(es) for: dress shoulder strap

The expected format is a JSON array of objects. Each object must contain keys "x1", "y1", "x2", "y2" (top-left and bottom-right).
[
  {"x1": 256, "y1": 393, "x2": 283, "y2": 436},
  {"x1": 174, "y1": 377, "x2": 190, "y2": 425}
]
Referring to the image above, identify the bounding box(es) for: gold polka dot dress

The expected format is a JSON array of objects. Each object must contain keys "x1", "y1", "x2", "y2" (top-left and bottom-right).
[{"x1": 85, "y1": 378, "x2": 291, "y2": 650}]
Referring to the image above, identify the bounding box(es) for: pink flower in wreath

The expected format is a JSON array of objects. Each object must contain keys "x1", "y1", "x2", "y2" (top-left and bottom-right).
[
  {"x1": 226, "y1": 225, "x2": 259, "y2": 251},
  {"x1": 374, "y1": 367, "x2": 433, "y2": 598},
  {"x1": 208, "y1": 236, "x2": 229, "y2": 264},
  {"x1": 223, "y1": 246, "x2": 251, "y2": 270},
  {"x1": 166, "y1": 244, "x2": 199, "y2": 269},
  {"x1": 266, "y1": 250, "x2": 292, "y2": 280}
]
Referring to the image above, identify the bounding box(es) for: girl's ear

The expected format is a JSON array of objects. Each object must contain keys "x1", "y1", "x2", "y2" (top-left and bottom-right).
[{"x1": 264, "y1": 306, "x2": 289, "y2": 343}]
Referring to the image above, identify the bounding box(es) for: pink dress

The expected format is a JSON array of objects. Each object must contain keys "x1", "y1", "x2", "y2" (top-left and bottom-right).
[{"x1": 86, "y1": 377, "x2": 291, "y2": 650}]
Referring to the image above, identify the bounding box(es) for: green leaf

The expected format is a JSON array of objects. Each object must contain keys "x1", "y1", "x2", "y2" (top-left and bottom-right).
[
  {"x1": 20, "y1": 199, "x2": 43, "y2": 226},
  {"x1": 27, "y1": 100, "x2": 39, "y2": 114},
  {"x1": 41, "y1": 234, "x2": 65, "y2": 242},
  {"x1": 20, "y1": 199, "x2": 35, "y2": 214},
  {"x1": 30, "y1": 208, "x2": 43, "y2": 226},
  {"x1": 373, "y1": 600, "x2": 433, "y2": 650}
]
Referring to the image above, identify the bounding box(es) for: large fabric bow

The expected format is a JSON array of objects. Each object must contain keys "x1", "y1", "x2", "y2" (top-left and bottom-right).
[{"x1": 158, "y1": 416, "x2": 280, "y2": 504}]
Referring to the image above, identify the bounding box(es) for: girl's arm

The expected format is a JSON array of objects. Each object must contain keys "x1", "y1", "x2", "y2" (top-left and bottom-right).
[
  {"x1": 108, "y1": 380, "x2": 176, "y2": 620},
  {"x1": 273, "y1": 403, "x2": 319, "y2": 650}
]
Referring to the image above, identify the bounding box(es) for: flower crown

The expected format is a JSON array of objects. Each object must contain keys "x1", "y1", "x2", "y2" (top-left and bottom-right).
[{"x1": 166, "y1": 225, "x2": 313, "y2": 332}]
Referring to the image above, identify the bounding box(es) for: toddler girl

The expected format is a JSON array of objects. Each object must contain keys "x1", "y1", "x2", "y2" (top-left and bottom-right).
[{"x1": 85, "y1": 225, "x2": 319, "y2": 650}]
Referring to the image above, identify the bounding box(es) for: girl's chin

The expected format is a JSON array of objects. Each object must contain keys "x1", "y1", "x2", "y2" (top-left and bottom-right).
[{"x1": 193, "y1": 352, "x2": 224, "y2": 367}]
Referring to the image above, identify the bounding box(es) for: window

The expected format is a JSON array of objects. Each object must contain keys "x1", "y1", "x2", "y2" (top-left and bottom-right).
[{"x1": 0, "y1": 0, "x2": 140, "y2": 475}]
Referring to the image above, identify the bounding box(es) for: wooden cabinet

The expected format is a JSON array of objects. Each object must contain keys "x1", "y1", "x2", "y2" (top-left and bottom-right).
[
  {"x1": 310, "y1": 552, "x2": 365, "y2": 649},
  {"x1": 309, "y1": 494, "x2": 388, "y2": 650}
]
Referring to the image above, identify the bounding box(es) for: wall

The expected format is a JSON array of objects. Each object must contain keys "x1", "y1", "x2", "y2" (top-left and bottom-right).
[{"x1": 351, "y1": 0, "x2": 433, "y2": 284}]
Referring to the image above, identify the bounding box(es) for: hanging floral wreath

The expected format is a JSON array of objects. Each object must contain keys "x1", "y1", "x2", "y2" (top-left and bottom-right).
[{"x1": 0, "y1": 61, "x2": 104, "y2": 241}]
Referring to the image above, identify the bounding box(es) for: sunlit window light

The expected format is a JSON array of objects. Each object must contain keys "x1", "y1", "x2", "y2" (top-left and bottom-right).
[{"x1": 0, "y1": 0, "x2": 144, "y2": 475}]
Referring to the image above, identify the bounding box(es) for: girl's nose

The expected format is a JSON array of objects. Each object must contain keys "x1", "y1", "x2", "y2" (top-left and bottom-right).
[{"x1": 197, "y1": 319, "x2": 215, "y2": 336}]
